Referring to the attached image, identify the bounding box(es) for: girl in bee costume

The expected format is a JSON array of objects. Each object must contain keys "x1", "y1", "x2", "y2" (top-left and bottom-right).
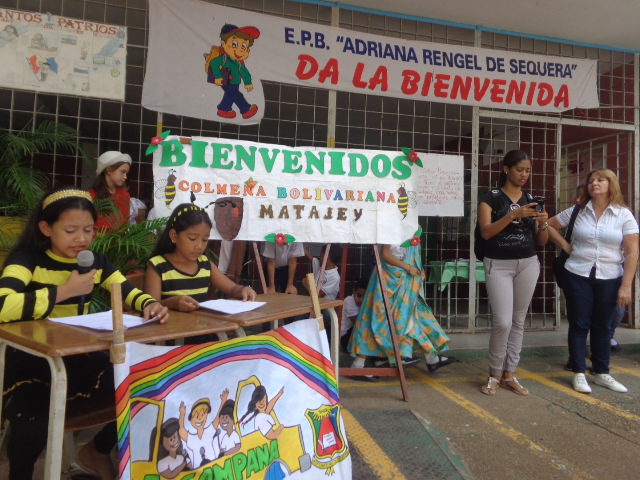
[
  {"x1": 145, "y1": 202, "x2": 256, "y2": 318},
  {"x1": 0, "y1": 186, "x2": 168, "y2": 480}
]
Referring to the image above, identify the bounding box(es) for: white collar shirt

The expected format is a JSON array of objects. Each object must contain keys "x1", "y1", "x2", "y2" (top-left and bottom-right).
[
  {"x1": 557, "y1": 201, "x2": 638, "y2": 279},
  {"x1": 261, "y1": 242, "x2": 304, "y2": 268}
]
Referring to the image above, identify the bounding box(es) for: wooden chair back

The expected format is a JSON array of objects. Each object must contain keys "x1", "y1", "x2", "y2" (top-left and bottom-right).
[{"x1": 126, "y1": 272, "x2": 145, "y2": 290}]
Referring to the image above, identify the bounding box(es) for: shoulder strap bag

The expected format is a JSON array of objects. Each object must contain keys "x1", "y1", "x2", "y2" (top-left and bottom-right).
[{"x1": 552, "y1": 204, "x2": 580, "y2": 288}]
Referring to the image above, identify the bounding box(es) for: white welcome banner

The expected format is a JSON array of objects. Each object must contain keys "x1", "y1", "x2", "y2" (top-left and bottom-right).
[
  {"x1": 151, "y1": 135, "x2": 463, "y2": 244},
  {"x1": 142, "y1": 0, "x2": 598, "y2": 125},
  {"x1": 0, "y1": 8, "x2": 126, "y2": 99}
]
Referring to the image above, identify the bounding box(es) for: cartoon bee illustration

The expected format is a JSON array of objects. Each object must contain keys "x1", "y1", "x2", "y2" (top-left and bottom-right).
[
  {"x1": 154, "y1": 169, "x2": 177, "y2": 208},
  {"x1": 397, "y1": 183, "x2": 417, "y2": 219}
]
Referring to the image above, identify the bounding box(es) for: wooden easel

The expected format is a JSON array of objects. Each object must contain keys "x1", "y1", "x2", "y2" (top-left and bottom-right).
[
  {"x1": 252, "y1": 241, "x2": 268, "y2": 293},
  {"x1": 110, "y1": 284, "x2": 125, "y2": 365},
  {"x1": 338, "y1": 244, "x2": 409, "y2": 401},
  {"x1": 250, "y1": 241, "x2": 408, "y2": 400},
  {"x1": 306, "y1": 273, "x2": 327, "y2": 333}
]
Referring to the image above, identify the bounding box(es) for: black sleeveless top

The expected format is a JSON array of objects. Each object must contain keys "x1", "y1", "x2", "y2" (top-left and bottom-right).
[{"x1": 480, "y1": 190, "x2": 536, "y2": 260}]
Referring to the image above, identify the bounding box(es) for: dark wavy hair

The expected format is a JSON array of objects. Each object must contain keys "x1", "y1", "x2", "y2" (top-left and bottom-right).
[
  {"x1": 8, "y1": 186, "x2": 97, "y2": 258},
  {"x1": 219, "y1": 399, "x2": 235, "y2": 420},
  {"x1": 499, "y1": 150, "x2": 531, "y2": 187},
  {"x1": 238, "y1": 385, "x2": 267, "y2": 426},
  {"x1": 354, "y1": 277, "x2": 369, "y2": 291},
  {"x1": 324, "y1": 244, "x2": 342, "y2": 265},
  {"x1": 150, "y1": 203, "x2": 213, "y2": 257},
  {"x1": 150, "y1": 417, "x2": 184, "y2": 461}
]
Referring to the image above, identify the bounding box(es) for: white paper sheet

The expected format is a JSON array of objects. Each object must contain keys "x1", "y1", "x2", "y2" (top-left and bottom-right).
[
  {"x1": 49, "y1": 311, "x2": 158, "y2": 331},
  {"x1": 198, "y1": 299, "x2": 266, "y2": 314}
]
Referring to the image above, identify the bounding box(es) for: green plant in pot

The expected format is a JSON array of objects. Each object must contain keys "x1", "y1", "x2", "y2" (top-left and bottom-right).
[{"x1": 0, "y1": 121, "x2": 89, "y2": 263}]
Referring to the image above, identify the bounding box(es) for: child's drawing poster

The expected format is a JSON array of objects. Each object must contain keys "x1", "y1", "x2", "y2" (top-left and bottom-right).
[
  {"x1": 113, "y1": 319, "x2": 351, "y2": 480},
  {"x1": 0, "y1": 8, "x2": 126, "y2": 100}
]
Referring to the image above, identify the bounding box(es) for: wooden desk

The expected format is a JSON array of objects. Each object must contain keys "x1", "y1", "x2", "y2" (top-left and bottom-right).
[
  {"x1": 195, "y1": 293, "x2": 343, "y2": 371},
  {"x1": 0, "y1": 295, "x2": 343, "y2": 480},
  {"x1": 0, "y1": 312, "x2": 239, "y2": 480},
  {"x1": 198, "y1": 293, "x2": 341, "y2": 326}
]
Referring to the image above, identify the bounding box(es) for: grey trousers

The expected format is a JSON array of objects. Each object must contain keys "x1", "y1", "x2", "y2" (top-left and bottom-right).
[{"x1": 484, "y1": 256, "x2": 540, "y2": 377}]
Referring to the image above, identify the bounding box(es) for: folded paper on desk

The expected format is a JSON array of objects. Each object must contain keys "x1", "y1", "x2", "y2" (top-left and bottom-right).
[
  {"x1": 49, "y1": 311, "x2": 158, "y2": 330},
  {"x1": 198, "y1": 299, "x2": 266, "y2": 314}
]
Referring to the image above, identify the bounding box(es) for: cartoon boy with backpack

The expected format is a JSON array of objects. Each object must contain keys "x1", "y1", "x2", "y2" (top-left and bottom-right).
[{"x1": 204, "y1": 23, "x2": 260, "y2": 120}]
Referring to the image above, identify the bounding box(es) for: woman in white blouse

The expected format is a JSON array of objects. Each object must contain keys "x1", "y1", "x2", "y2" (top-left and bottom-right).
[{"x1": 548, "y1": 169, "x2": 638, "y2": 394}]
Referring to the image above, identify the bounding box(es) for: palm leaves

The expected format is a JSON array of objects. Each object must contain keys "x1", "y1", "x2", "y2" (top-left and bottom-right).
[
  {"x1": 89, "y1": 217, "x2": 168, "y2": 312},
  {"x1": 0, "y1": 121, "x2": 88, "y2": 217},
  {"x1": 90, "y1": 218, "x2": 168, "y2": 275}
]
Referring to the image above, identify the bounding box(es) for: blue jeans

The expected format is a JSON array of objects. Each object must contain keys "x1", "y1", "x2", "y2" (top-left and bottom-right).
[
  {"x1": 217, "y1": 84, "x2": 251, "y2": 114},
  {"x1": 610, "y1": 304, "x2": 626, "y2": 339},
  {"x1": 563, "y1": 268, "x2": 621, "y2": 374}
]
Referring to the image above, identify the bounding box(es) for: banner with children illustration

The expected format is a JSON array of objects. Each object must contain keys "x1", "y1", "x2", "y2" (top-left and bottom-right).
[
  {"x1": 150, "y1": 134, "x2": 463, "y2": 244},
  {"x1": 142, "y1": 0, "x2": 598, "y2": 125},
  {"x1": 0, "y1": 8, "x2": 127, "y2": 99},
  {"x1": 113, "y1": 319, "x2": 350, "y2": 480}
]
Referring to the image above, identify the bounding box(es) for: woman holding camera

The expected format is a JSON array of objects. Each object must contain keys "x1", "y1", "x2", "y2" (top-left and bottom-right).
[
  {"x1": 547, "y1": 169, "x2": 638, "y2": 394},
  {"x1": 478, "y1": 150, "x2": 548, "y2": 396}
]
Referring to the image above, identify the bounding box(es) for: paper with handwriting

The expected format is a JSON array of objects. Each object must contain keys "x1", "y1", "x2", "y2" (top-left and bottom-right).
[{"x1": 415, "y1": 154, "x2": 464, "y2": 216}]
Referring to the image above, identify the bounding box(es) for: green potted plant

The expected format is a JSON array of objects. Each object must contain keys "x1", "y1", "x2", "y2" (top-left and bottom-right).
[{"x1": 0, "y1": 121, "x2": 89, "y2": 265}]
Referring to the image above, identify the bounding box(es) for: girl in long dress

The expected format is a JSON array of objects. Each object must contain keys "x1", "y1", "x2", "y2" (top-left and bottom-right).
[{"x1": 348, "y1": 241, "x2": 453, "y2": 376}]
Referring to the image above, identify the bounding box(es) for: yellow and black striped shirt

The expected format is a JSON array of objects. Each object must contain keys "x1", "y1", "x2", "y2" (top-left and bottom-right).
[
  {"x1": 148, "y1": 254, "x2": 211, "y2": 302},
  {"x1": 0, "y1": 250, "x2": 156, "y2": 322}
]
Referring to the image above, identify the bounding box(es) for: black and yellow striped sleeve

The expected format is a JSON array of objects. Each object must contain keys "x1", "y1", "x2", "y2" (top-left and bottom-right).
[
  {"x1": 97, "y1": 256, "x2": 156, "y2": 313},
  {"x1": 0, "y1": 260, "x2": 56, "y2": 322}
]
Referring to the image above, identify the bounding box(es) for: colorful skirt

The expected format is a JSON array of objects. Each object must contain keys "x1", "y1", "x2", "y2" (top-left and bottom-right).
[{"x1": 348, "y1": 246, "x2": 450, "y2": 359}]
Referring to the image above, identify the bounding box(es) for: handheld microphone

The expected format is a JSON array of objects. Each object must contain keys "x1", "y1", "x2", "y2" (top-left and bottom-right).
[
  {"x1": 177, "y1": 447, "x2": 190, "y2": 463},
  {"x1": 199, "y1": 446, "x2": 211, "y2": 467},
  {"x1": 77, "y1": 250, "x2": 95, "y2": 315}
]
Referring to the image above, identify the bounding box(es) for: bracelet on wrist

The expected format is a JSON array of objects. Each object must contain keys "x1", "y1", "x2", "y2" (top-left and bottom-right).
[{"x1": 539, "y1": 224, "x2": 548, "y2": 231}]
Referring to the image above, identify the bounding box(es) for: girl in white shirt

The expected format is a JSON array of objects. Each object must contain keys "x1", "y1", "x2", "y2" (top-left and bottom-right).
[
  {"x1": 548, "y1": 169, "x2": 639, "y2": 394},
  {"x1": 238, "y1": 385, "x2": 284, "y2": 440}
]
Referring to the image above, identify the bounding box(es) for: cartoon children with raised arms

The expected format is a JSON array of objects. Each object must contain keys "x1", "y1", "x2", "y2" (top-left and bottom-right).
[
  {"x1": 205, "y1": 23, "x2": 260, "y2": 120},
  {"x1": 178, "y1": 389, "x2": 239, "y2": 468},
  {"x1": 179, "y1": 398, "x2": 217, "y2": 467}
]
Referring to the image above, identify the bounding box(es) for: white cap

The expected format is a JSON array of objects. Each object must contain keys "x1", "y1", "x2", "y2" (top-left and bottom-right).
[{"x1": 96, "y1": 151, "x2": 131, "y2": 175}]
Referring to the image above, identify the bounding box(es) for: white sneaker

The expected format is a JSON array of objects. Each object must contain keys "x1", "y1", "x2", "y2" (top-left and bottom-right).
[
  {"x1": 572, "y1": 373, "x2": 591, "y2": 394},
  {"x1": 593, "y1": 373, "x2": 628, "y2": 393}
]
